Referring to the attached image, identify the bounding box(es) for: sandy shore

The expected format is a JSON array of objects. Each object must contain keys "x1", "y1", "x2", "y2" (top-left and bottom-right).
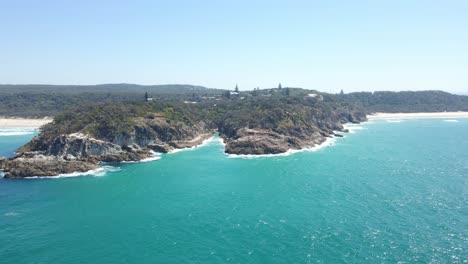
[
  {"x1": 0, "y1": 117, "x2": 53, "y2": 127},
  {"x1": 368, "y1": 112, "x2": 468, "y2": 119}
]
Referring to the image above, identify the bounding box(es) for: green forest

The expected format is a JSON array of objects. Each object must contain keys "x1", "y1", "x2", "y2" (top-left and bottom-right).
[{"x1": 0, "y1": 84, "x2": 467, "y2": 118}]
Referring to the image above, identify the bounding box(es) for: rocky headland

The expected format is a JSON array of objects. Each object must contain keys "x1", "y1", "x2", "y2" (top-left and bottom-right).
[
  {"x1": 0, "y1": 95, "x2": 367, "y2": 178},
  {"x1": 218, "y1": 100, "x2": 366, "y2": 155},
  {"x1": 1, "y1": 112, "x2": 213, "y2": 178}
]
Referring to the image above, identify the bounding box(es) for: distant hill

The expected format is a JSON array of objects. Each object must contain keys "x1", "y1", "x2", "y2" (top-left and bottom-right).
[
  {"x1": 0, "y1": 84, "x2": 225, "y2": 117},
  {"x1": 0, "y1": 84, "x2": 217, "y2": 94},
  {"x1": 0, "y1": 84, "x2": 467, "y2": 117},
  {"x1": 342, "y1": 90, "x2": 468, "y2": 113}
]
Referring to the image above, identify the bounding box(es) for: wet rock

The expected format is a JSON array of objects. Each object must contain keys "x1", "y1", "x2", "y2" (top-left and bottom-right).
[{"x1": 2, "y1": 155, "x2": 99, "y2": 178}]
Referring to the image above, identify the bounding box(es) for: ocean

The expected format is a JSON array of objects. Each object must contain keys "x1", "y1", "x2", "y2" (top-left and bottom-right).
[{"x1": 0, "y1": 119, "x2": 466, "y2": 263}]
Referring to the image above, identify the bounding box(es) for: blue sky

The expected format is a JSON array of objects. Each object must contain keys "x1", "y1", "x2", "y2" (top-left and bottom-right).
[{"x1": 0, "y1": 0, "x2": 467, "y2": 93}]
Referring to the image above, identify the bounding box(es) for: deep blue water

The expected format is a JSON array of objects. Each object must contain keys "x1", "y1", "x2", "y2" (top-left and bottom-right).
[{"x1": 0, "y1": 119, "x2": 467, "y2": 263}]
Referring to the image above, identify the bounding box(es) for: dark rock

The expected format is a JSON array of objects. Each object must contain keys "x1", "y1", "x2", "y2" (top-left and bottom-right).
[
  {"x1": 6, "y1": 119, "x2": 214, "y2": 177},
  {"x1": 147, "y1": 144, "x2": 172, "y2": 153},
  {"x1": 0, "y1": 157, "x2": 6, "y2": 170},
  {"x1": 223, "y1": 128, "x2": 325, "y2": 155},
  {"x1": 2, "y1": 155, "x2": 99, "y2": 178}
]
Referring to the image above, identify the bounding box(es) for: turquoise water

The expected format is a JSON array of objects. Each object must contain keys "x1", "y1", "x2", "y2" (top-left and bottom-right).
[{"x1": 0, "y1": 119, "x2": 467, "y2": 263}]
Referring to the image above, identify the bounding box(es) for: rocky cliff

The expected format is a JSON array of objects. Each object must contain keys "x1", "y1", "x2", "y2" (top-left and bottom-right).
[
  {"x1": 2, "y1": 115, "x2": 213, "y2": 178},
  {"x1": 1, "y1": 97, "x2": 367, "y2": 178},
  {"x1": 218, "y1": 103, "x2": 367, "y2": 155}
]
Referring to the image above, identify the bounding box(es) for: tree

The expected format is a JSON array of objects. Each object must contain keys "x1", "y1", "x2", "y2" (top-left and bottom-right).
[
  {"x1": 234, "y1": 84, "x2": 239, "y2": 93},
  {"x1": 144, "y1": 92, "x2": 149, "y2": 101},
  {"x1": 340, "y1": 89, "x2": 344, "y2": 95},
  {"x1": 252, "y1": 87, "x2": 259, "y2": 96},
  {"x1": 285, "y1": 87, "x2": 290, "y2": 96},
  {"x1": 278, "y1": 83, "x2": 282, "y2": 90}
]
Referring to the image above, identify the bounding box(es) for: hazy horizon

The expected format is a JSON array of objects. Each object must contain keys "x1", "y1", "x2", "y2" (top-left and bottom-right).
[{"x1": 1, "y1": 1, "x2": 467, "y2": 94}]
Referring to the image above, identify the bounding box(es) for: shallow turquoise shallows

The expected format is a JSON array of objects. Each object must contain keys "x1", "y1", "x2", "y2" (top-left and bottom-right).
[{"x1": 0, "y1": 119, "x2": 467, "y2": 263}]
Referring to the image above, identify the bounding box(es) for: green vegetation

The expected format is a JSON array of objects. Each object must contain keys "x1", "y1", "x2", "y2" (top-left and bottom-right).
[
  {"x1": 34, "y1": 88, "x2": 367, "y2": 143},
  {"x1": 342, "y1": 90, "x2": 468, "y2": 112},
  {"x1": 0, "y1": 84, "x2": 223, "y2": 117},
  {"x1": 41, "y1": 101, "x2": 215, "y2": 142},
  {"x1": 0, "y1": 84, "x2": 467, "y2": 120},
  {"x1": 6, "y1": 85, "x2": 466, "y2": 157}
]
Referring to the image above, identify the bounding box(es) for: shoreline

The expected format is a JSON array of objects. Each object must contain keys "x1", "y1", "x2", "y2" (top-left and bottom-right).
[
  {"x1": 225, "y1": 136, "x2": 338, "y2": 159},
  {"x1": 1, "y1": 134, "x2": 218, "y2": 179},
  {"x1": 367, "y1": 112, "x2": 468, "y2": 119},
  {"x1": 0, "y1": 117, "x2": 53, "y2": 128}
]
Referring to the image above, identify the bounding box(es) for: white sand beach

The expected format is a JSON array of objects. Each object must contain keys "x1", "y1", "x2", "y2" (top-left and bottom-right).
[
  {"x1": 0, "y1": 117, "x2": 53, "y2": 127},
  {"x1": 368, "y1": 112, "x2": 468, "y2": 119}
]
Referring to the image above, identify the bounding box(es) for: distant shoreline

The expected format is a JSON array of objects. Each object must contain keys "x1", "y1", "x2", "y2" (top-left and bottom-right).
[
  {"x1": 0, "y1": 117, "x2": 53, "y2": 127},
  {"x1": 367, "y1": 112, "x2": 468, "y2": 119}
]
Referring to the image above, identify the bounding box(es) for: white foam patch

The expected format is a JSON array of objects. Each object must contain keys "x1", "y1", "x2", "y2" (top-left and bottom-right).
[
  {"x1": 0, "y1": 127, "x2": 38, "y2": 136},
  {"x1": 342, "y1": 124, "x2": 367, "y2": 133},
  {"x1": 4, "y1": 212, "x2": 19, "y2": 217},
  {"x1": 443, "y1": 119, "x2": 459, "y2": 122},
  {"x1": 168, "y1": 136, "x2": 216, "y2": 154},
  {"x1": 122, "y1": 151, "x2": 161, "y2": 163},
  {"x1": 387, "y1": 119, "x2": 402, "y2": 123},
  {"x1": 24, "y1": 166, "x2": 120, "y2": 179}
]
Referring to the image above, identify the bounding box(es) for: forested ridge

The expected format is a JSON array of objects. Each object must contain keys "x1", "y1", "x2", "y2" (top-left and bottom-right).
[
  {"x1": 342, "y1": 90, "x2": 468, "y2": 112},
  {"x1": 0, "y1": 84, "x2": 467, "y2": 117}
]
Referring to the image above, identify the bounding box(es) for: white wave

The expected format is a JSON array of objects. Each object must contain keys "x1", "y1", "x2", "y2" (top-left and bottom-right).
[
  {"x1": 139, "y1": 155, "x2": 161, "y2": 162},
  {"x1": 168, "y1": 136, "x2": 216, "y2": 154},
  {"x1": 0, "y1": 127, "x2": 38, "y2": 132},
  {"x1": 0, "y1": 127, "x2": 38, "y2": 136},
  {"x1": 121, "y1": 151, "x2": 161, "y2": 163},
  {"x1": 342, "y1": 124, "x2": 367, "y2": 134},
  {"x1": 443, "y1": 119, "x2": 459, "y2": 122},
  {"x1": 0, "y1": 131, "x2": 35, "y2": 136},
  {"x1": 387, "y1": 119, "x2": 402, "y2": 123},
  {"x1": 4, "y1": 212, "x2": 19, "y2": 217},
  {"x1": 227, "y1": 136, "x2": 337, "y2": 159},
  {"x1": 24, "y1": 166, "x2": 120, "y2": 179}
]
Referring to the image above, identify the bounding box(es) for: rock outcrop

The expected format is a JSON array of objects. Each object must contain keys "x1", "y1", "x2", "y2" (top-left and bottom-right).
[
  {"x1": 221, "y1": 111, "x2": 366, "y2": 155},
  {"x1": 2, "y1": 155, "x2": 99, "y2": 178},
  {"x1": 223, "y1": 128, "x2": 327, "y2": 155},
  {"x1": 2, "y1": 100, "x2": 367, "y2": 177},
  {"x1": 4, "y1": 117, "x2": 213, "y2": 178}
]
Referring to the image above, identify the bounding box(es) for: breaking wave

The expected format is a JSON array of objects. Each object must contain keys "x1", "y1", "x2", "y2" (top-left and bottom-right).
[
  {"x1": 24, "y1": 166, "x2": 121, "y2": 179},
  {"x1": 0, "y1": 127, "x2": 38, "y2": 136}
]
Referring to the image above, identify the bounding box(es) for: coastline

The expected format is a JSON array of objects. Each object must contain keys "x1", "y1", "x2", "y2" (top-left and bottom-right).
[
  {"x1": 0, "y1": 117, "x2": 53, "y2": 127},
  {"x1": 367, "y1": 112, "x2": 468, "y2": 119},
  {"x1": 225, "y1": 136, "x2": 338, "y2": 159}
]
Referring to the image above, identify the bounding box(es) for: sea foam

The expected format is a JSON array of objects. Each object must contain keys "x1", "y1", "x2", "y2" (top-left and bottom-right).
[
  {"x1": 121, "y1": 151, "x2": 161, "y2": 163},
  {"x1": 24, "y1": 166, "x2": 121, "y2": 179},
  {"x1": 168, "y1": 136, "x2": 217, "y2": 154},
  {"x1": 0, "y1": 127, "x2": 38, "y2": 136},
  {"x1": 443, "y1": 119, "x2": 459, "y2": 122},
  {"x1": 342, "y1": 124, "x2": 367, "y2": 133}
]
